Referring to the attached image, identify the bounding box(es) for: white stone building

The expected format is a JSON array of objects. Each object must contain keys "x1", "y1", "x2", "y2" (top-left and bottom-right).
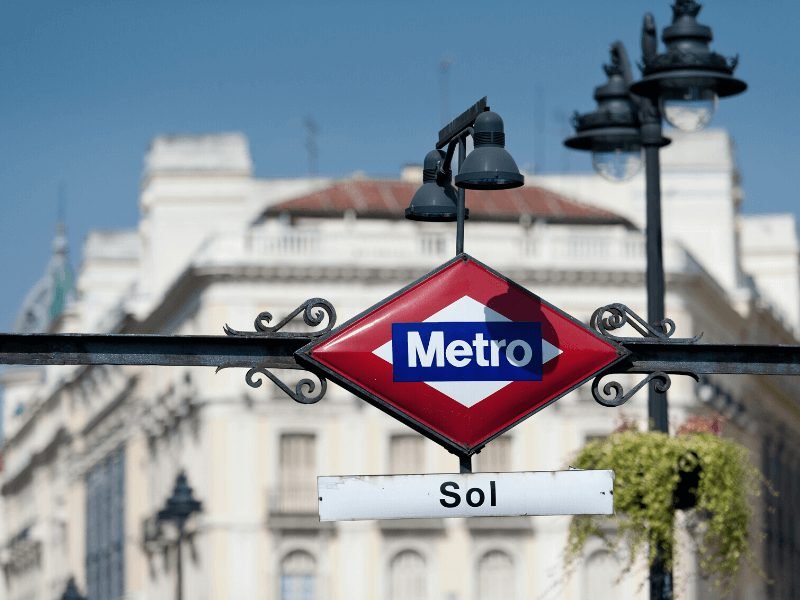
[{"x1": 1, "y1": 131, "x2": 798, "y2": 600}]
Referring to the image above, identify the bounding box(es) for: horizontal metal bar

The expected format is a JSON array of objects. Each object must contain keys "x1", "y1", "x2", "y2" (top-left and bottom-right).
[
  {"x1": 618, "y1": 342, "x2": 800, "y2": 376},
  {"x1": 0, "y1": 333, "x2": 310, "y2": 370},
  {"x1": 2, "y1": 334, "x2": 800, "y2": 378},
  {"x1": 437, "y1": 96, "x2": 487, "y2": 149}
]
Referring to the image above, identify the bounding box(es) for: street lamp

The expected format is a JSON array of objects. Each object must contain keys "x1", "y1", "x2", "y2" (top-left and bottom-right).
[
  {"x1": 565, "y1": 2, "x2": 745, "y2": 599},
  {"x1": 406, "y1": 97, "x2": 524, "y2": 258},
  {"x1": 157, "y1": 470, "x2": 203, "y2": 600}
]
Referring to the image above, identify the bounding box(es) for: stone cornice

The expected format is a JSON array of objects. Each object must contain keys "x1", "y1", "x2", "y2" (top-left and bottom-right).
[{"x1": 2, "y1": 427, "x2": 70, "y2": 496}]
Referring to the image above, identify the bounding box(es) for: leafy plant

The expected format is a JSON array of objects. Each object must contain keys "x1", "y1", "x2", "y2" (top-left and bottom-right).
[{"x1": 567, "y1": 419, "x2": 766, "y2": 591}]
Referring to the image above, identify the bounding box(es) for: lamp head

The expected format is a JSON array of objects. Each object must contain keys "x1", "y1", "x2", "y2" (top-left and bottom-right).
[
  {"x1": 158, "y1": 470, "x2": 202, "y2": 525},
  {"x1": 61, "y1": 578, "x2": 86, "y2": 600},
  {"x1": 565, "y1": 45, "x2": 662, "y2": 181},
  {"x1": 630, "y1": 1, "x2": 746, "y2": 132},
  {"x1": 405, "y1": 149, "x2": 465, "y2": 222},
  {"x1": 454, "y1": 111, "x2": 524, "y2": 190}
]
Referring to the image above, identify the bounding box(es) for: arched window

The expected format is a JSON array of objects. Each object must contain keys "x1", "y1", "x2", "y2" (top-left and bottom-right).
[
  {"x1": 583, "y1": 550, "x2": 619, "y2": 599},
  {"x1": 390, "y1": 550, "x2": 427, "y2": 600},
  {"x1": 477, "y1": 550, "x2": 515, "y2": 600},
  {"x1": 280, "y1": 550, "x2": 316, "y2": 600}
]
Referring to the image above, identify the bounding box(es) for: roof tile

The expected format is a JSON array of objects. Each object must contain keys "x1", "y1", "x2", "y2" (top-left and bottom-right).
[{"x1": 264, "y1": 180, "x2": 628, "y2": 225}]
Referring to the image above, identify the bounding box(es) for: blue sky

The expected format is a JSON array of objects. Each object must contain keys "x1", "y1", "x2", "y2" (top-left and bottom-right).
[{"x1": 0, "y1": 1, "x2": 797, "y2": 330}]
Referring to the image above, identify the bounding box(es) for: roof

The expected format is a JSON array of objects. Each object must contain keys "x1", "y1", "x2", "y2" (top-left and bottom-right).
[{"x1": 262, "y1": 179, "x2": 629, "y2": 226}]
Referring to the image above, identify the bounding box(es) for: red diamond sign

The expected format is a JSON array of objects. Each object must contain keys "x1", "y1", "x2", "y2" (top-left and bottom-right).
[{"x1": 297, "y1": 255, "x2": 627, "y2": 456}]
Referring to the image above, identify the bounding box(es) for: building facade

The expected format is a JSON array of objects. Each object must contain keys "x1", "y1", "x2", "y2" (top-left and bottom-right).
[{"x1": 1, "y1": 131, "x2": 798, "y2": 599}]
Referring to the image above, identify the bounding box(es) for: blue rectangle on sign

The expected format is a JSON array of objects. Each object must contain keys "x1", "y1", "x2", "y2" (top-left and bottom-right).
[{"x1": 392, "y1": 322, "x2": 542, "y2": 382}]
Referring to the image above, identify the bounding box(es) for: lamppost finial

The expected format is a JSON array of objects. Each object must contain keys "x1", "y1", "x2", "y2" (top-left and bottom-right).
[
  {"x1": 641, "y1": 13, "x2": 658, "y2": 64},
  {"x1": 61, "y1": 577, "x2": 86, "y2": 600},
  {"x1": 672, "y1": 0, "x2": 702, "y2": 19}
]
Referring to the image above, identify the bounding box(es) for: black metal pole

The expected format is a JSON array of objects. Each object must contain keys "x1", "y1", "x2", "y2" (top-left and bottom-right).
[
  {"x1": 176, "y1": 524, "x2": 184, "y2": 600},
  {"x1": 642, "y1": 127, "x2": 669, "y2": 432},
  {"x1": 0, "y1": 332, "x2": 307, "y2": 368},
  {"x1": 641, "y1": 97, "x2": 672, "y2": 600},
  {"x1": 456, "y1": 136, "x2": 467, "y2": 255},
  {"x1": 459, "y1": 454, "x2": 472, "y2": 473}
]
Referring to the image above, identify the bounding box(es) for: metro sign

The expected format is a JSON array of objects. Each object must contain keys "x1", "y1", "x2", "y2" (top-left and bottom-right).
[{"x1": 297, "y1": 254, "x2": 627, "y2": 455}]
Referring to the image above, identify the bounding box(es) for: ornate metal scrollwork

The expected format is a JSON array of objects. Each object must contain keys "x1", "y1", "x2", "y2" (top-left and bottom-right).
[
  {"x1": 223, "y1": 298, "x2": 336, "y2": 338},
  {"x1": 588, "y1": 303, "x2": 703, "y2": 408},
  {"x1": 591, "y1": 371, "x2": 672, "y2": 407},
  {"x1": 590, "y1": 303, "x2": 701, "y2": 344},
  {"x1": 220, "y1": 298, "x2": 336, "y2": 404},
  {"x1": 244, "y1": 367, "x2": 326, "y2": 405}
]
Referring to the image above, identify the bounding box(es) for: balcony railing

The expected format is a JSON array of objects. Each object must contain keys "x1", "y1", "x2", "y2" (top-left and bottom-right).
[
  {"x1": 269, "y1": 483, "x2": 319, "y2": 515},
  {"x1": 196, "y1": 225, "x2": 701, "y2": 276}
]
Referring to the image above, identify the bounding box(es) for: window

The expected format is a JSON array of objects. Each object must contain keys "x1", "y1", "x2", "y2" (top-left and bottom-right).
[
  {"x1": 583, "y1": 550, "x2": 619, "y2": 599},
  {"x1": 86, "y1": 446, "x2": 125, "y2": 600},
  {"x1": 280, "y1": 550, "x2": 316, "y2": 600},
  {"x1": 389, "y1": 434, "x2": 424, "y2": 474},
  {"x1": 420, "y1": 233, "x2": 447, "y2": 256},
  {"x1": 476, "y1": 436, "x2": 511, "y2": 472},
  {"x1": 390, "y1": 550, "x2": 427, "y2": 600},
  {"x1": 477, "y1": 550, "x2": 515, "y2": 600},
  {"x1": 278, "y1": 434, "x2": 317, "y2": 513}
]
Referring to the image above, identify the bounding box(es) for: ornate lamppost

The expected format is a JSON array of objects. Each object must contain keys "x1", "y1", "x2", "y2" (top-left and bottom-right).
[
  {"x1": 157, "y1": 471, "x2": 203, "y2": 600},
  {"x1": 565, "y1": 2, "x2": 745, "y2": 598}
]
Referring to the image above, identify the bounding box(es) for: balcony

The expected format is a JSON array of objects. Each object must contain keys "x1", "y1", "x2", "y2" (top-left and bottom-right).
[
  {"x1": 195, "y1": 223, "x2": 705, "y2": 282},
  {"x1": 268, "y1": 484, "x2": 331, "y2": 532}
]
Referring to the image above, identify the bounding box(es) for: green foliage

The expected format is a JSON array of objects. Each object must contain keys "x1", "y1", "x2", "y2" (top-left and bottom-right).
[{"x1": 567, "y1": 429, "x2": 764, "y2": 590}]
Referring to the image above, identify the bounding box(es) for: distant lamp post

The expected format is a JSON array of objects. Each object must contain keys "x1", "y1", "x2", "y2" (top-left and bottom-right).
[
  {"x1": 565, "y1": 44, "x2": 667, "y2": 182},
  {"x1": 157, "y1": 470, "x2": 203, "y2": 600},
  {"x1": 60, "y1": 577, "x2": 86, "y2": 600},
  {"x1": 406, "y1": 97, "x2": 524, "y2": 256},
  {"x1": 564, "y1": 2, "x2": 745, "y2": 599}
]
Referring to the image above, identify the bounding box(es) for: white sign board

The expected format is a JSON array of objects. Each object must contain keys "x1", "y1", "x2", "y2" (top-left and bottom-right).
[{"x1": 318, "y1": 470, "x2": 614, "y2": 521}]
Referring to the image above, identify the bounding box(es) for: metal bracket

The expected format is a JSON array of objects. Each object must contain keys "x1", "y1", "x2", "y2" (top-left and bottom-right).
[
  {"x1": 590, "y1": 303, "x2": 701, "y2": 344},
  {"x1": 589, "y1": 303, "x2": 700, "y2": 407},
  {"x1": 223, "y1": 298, "x2": 336, "y2": 338},
  {"x1": 220, "y1": 298, "x2": 336, "y2": 404},
  {"x1": 437, "y1": 96, "x2": 487, "y2": 149},
  {"x1": 240, "y1": 366, "x2": 327, "y2": 405}
]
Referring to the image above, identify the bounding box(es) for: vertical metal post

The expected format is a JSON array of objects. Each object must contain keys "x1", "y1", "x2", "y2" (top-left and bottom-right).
[
  {"x1": 643, "y1": 145, "x2": 668, "y2": 432},
  {"x1": 641, "y1": 99, "x2": 672, "y2": 600},
  {"x1": 176, "y1": 524, "x2": 184, "y2": 600},
  {"x1": 459, "y1": 454, "x2": 472, "y2": 474},
  {"x1": 456, "y1": 136, "x2": 467, "y2": 255}
]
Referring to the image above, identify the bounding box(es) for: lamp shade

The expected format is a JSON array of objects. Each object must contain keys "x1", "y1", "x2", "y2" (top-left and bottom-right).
[
  {"x1": 454, "y1": 111, "x2": 524, "y2": 190},
  {"x1": 405, "y1": 149, "x2": 466, "y2": 222}
]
